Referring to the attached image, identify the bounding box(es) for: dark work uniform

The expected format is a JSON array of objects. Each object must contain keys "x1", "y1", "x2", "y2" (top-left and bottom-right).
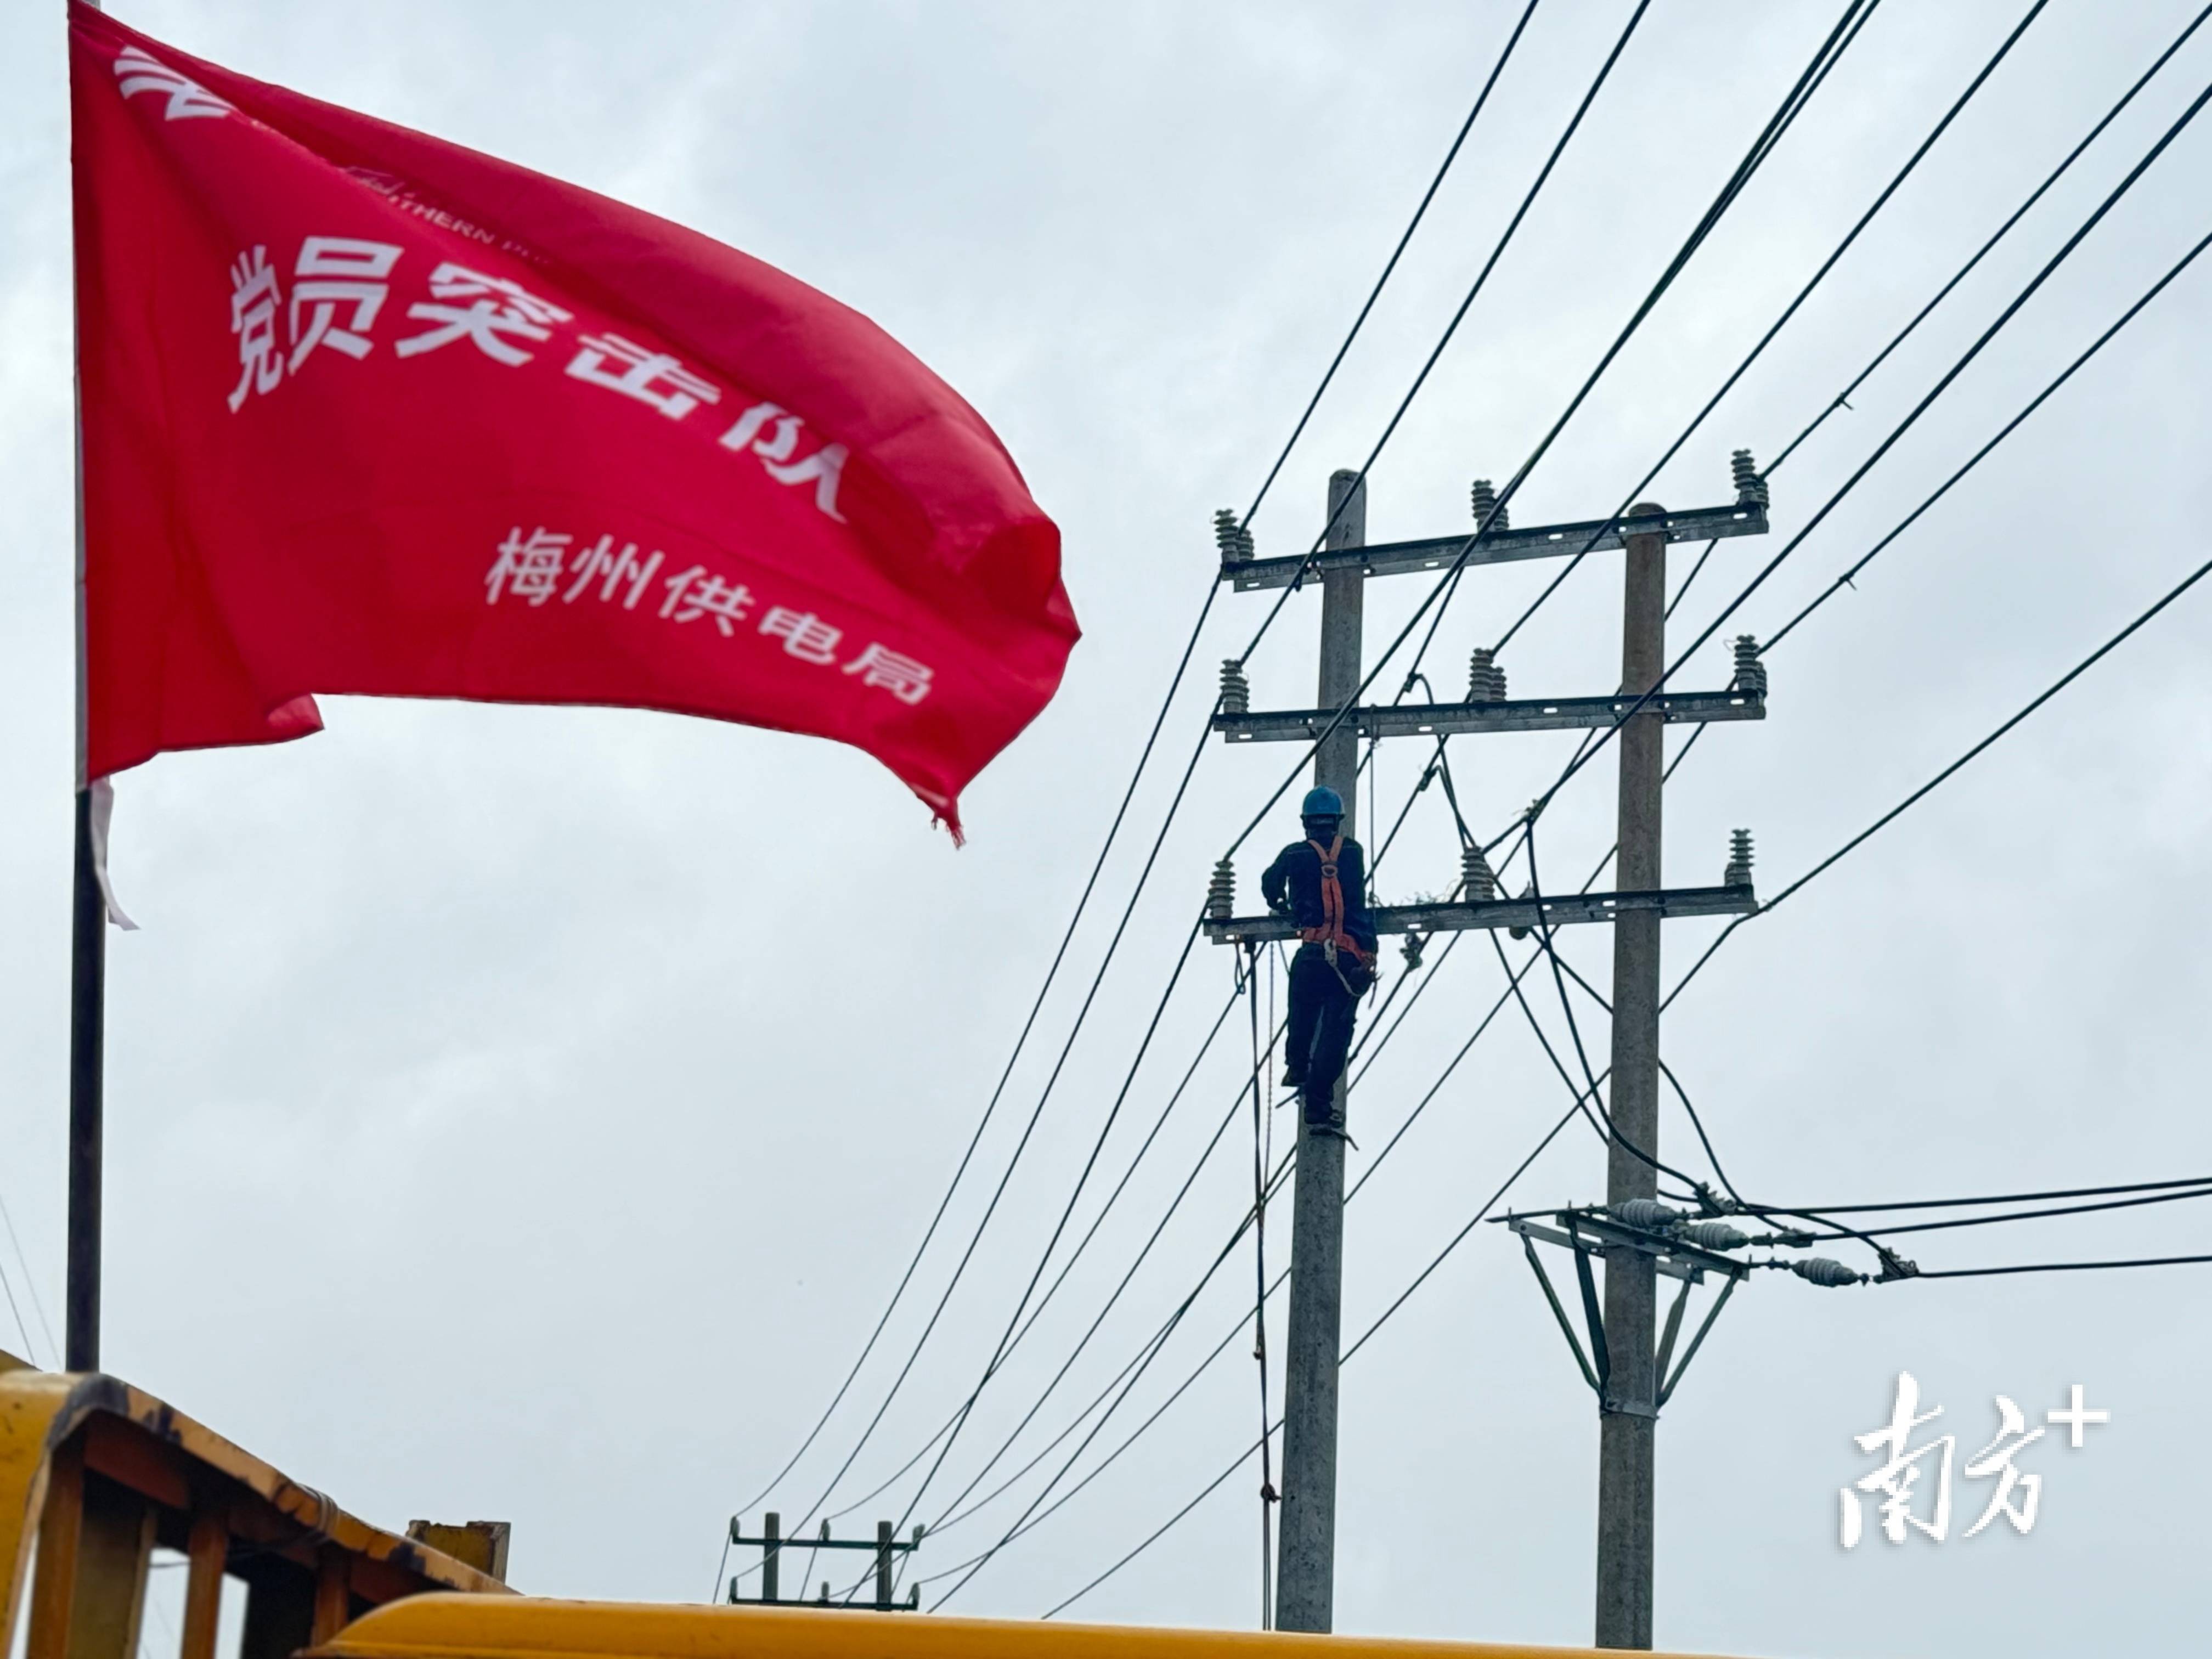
[{"x1": 1262, "y1": 835, "x2": 1379, "y2": 1127}]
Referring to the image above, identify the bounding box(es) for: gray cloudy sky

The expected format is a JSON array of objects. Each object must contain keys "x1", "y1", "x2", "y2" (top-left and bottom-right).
[{"x1": 5, "y1": 2, "x2": 2211, "y2": 1655}]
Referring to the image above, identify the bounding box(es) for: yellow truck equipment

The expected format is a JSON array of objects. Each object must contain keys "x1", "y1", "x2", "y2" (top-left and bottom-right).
[{"x1": 1, "y1": 1351, "x2": 1728, "y2": 1659}]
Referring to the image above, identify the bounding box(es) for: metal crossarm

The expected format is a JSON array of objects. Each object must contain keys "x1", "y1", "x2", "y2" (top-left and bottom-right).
[
  {"x1": 1214, "y1": 686, "x2": 1764, "y2": 743},
  {"x1": 1203, "y1": 883, "x2": 1756, "y2": 946},
  {"x1": 1504, "y1": 1210, "x2": 1752, "y2": 1415},
  {"x1": 1217, "y1": 500, "x2": 1768, "y2": 591},
  {"x1": 727, "y1": 1516, "x2": 923, "y2": 1612}
]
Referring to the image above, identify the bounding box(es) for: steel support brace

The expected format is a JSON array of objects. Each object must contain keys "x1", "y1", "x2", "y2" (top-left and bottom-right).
[
  {"x1": 1214, "y1": 687, "x2": 1763, "y2": 744},
  {"x1": 1218, "y1": 501, "x2": 1769, "y2": 591},
  {"x1": 1506, "y1": 1213, "x2": 1748, "y2": 1415},
  {"x1": 1204, "y1": 884, "x2": 1755, "y2": 947}
]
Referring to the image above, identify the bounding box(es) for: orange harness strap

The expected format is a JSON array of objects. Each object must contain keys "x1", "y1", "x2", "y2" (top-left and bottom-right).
[{"x1": 1297, "y1": 836, "x2": 1372, "y2": 967}]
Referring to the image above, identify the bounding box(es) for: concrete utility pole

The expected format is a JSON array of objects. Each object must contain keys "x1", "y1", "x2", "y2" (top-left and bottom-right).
[
  {"x1": 1274, "y1": 467, "x2": 1364, "y2": 1634},
  {"x1": 1595, "y1": 505, "x2": 1668, "y2": 1651},
  {"x1": 1203, "y1": 459, "x2": 1771, "y2": 1644}
]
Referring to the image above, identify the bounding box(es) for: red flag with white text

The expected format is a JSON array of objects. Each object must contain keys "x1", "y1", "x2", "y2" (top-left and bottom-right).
[{"x1": 69, "y1": 3, "x2": 1077, "y2": 838}]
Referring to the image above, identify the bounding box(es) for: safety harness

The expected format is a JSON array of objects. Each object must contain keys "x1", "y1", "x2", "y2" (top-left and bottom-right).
[{"x1": 1299, "y1": 836, "x2": 1374, "y2": 974}]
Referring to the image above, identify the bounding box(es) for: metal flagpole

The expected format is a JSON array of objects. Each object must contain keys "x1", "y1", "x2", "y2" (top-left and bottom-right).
[{"x1": 66, "y1": 0, "x2": 106, "y2": 1375}]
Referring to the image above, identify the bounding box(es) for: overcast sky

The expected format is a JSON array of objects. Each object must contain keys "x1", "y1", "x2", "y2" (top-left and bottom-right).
[{"x1": 5, "y1": 2, "x2": 2211, "y2": 1655}]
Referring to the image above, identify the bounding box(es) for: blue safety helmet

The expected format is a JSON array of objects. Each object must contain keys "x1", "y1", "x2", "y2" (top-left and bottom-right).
[{"x1": 1300, "y1": 786, "x2": 1345, "y2": 819}]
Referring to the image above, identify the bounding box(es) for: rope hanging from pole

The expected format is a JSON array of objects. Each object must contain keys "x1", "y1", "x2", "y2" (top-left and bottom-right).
[{"x1": 1244, "y1": 943, "x2": 1278, "y2": 1628}]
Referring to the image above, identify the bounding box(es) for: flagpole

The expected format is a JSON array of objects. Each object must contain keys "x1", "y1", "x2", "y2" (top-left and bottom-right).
[
  {"x1": 66, "y1": 792, "x2": 102, "y2": 1373},
  {"x1": 67, "y1": 0, "x2": 105, "y2": 1375}
]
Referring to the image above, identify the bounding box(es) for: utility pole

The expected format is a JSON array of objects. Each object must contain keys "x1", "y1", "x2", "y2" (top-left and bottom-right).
[
  {"x1": 1204, "y1": 457, "x2": 1770, "y2": 1641},
  {"x1": 1595, "y1": 507, "x2": 1667, "y2": 1650},
  {"x1": 724, "y1": 1514, "x2": 924, "y2": 1611},
  {"x1": 1274, "y1": 468, "x2": 1363, "y2": 1634}
]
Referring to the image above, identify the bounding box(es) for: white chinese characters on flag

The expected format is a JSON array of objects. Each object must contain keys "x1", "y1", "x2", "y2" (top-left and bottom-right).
[{"x1": 72, "y1": 4, "x2": 1079, "y2": 839}]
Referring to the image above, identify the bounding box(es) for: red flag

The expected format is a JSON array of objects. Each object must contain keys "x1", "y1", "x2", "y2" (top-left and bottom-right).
[{"x1": 69, "y1": 3, "x2": 1077, "y2": 838}]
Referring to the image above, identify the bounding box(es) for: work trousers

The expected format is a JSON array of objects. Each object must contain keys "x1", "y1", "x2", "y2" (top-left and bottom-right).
[{"x1": 1285, "y1": 941, "x2": 1362, "y2": 1126}]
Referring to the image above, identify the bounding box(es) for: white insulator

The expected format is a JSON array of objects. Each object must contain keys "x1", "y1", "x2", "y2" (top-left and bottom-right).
[
  {"x1": 1213, "y1": 509, "x2": 1254, "y2": 564},
  {"x1": 1791, "y1": 1256, "x2": 1865, "y2": 1288},
  {"x1": 1470, "y1": 477, "x2": 1509, "y2": 532},
  {"x1": 1218, "y1": 659, "x2": 1250, "y2": 715},
  {"x1": 1615, "y1": 1198, "x2": 1689, "y2": 1232},
  {"x1": 1730, "y1": 448, "x2": 1770, "y2": 509},
  {"x1": 1206, "y1": 859, "x2": 1236, "y2": 921},
  {"x1": 1468, "y1": 647, "x2": 1504, "y2": 703},
  {"x1": 1731, "y1": 635, "x2": 1768, "y2": 696},
  {"x1": 1679, "y1": 1219, "x2": 1751, "y2": 1251},
  {"x1": 1462, "y1": 843, "x2": 1496, "y2": 902},
  {"x1": 1724, "y1": 828, "x2": 1754, "y2": 888}
]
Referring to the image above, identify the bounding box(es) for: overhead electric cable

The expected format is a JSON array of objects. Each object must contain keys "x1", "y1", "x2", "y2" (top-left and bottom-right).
[
  {"x1": 1240, "y1": 0, "x2": 1546, "y2": 530},
  {"x1": 0, "y1": 1189, "x2": 51, "y2": 1367},
  {"x1": 1665, "y1": 543, "x2": 2212, "y2": 1010},
  {"x1": 793, "y1": 708, "x2": 1219, "y2": 1532},
  {"x1": 884, "y1": 7, "x2": 1876, "y2": 1528},
  {"x1": 1517, "y1": 70, "x2": 2212, "y2": 833},
  {"x1": 879, "y1": 917, "x2": 1211, "y2": 1538},
  {"x1": 1769, "y1": 1, "x2": 2212, "y2": 478},
  {"x1": 1764, "y1": 1174, "x2": 2212, "y2": 1215},
  {"x1": 1402, "y1": 0, "x2": 1887, "y2": 677},
  {"x1": 1670, "y1": 2, "x2": 2212, "y2": 623},
  {"x1": 1911, "y1": 1252, "x2": 2212, "y2": 1279},
  {"x1": 1215, "y1": 0, "x2": 1888, "y2": 867},
  {"x1": 1486, "y1": 0, "x2": 2045, "y2": 656},
  {"x1": 1762, "y1": 220, "x2": 2212, "y2": 651},
  {"x1": 731, "y1": 617, "x2": 1223, "y2": 1530},
  {"x1": 1233, "y1": 0, "x2": 1661, "y2": 653},
  {"x1": 749, "y1": 0, "x2": 1553, "y2": 1532},
  {"x1": 1039, "y1": 1095, "x2": 1589, "y2": 1618},
  {"x1": 912, "y1": 933, "x2": 1605, "y2": 1594},
  {"x1": 1850, "y1": 1184, "x2": 2212, "y2": 1237},
  {"x1": 817, "y1": 984, "x2": 1251, "y2": 1531}
]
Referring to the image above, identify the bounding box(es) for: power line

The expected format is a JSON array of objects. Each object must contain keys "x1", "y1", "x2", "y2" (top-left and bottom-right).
[
  {"x1": 1665, "y1": 0, "x2": 2210, "y2": 620},
  {"x1": 0, "y1": 1186, "x2": 54, "y2": 1365},
  {"x1": 1215, "y1": 0, "x2": 1888, "y2": 870},
  {"x1": 1041, "y1": 1094, "x2": 1590, "y2": 1619},
  {"x1": 751, "y1": 0, "x2": 1562, "y2": 1532},
  {"x1": 1668, "y1": 541, "x2": 2212, "y2": 1009},
  {"x1": 901, "y1": 932, "x2": 1599, "y2": 1599},
  {"x1": 1487, "y1": 0, "x2": 2040, "y2": 656},
  {"x1": 1850, "y1": 1184, "x2": 2212, "y2": 1238},
  {"x1": 1519, "y1": 67, "x2": 2212, "y2": 837},
  {"x1": 1239, "y1": 0, "x2": 1547, "y2": 532},
  {"x1": 882, "y1": 918, "x2": 1210, "y2": 1538},
  {"x1": 920, "y1": 22, "x2": 2212, "y2": 1610},
  {"x1": 1762, "y1": 219, "x2": 2212, "y2": 651},
  {"x1": 1397, "y1": 0, "x2": 1887, "y2": 697},
  {"x1": 792, "y1": 708, "x2": 1220, "y2": 1532},
  {"x1": 805, "y1": 986, "x2": 1254, "y2": 1537},
  {"x1": 1764, "y1": 0, "x2": 2212, "y2": 478},
  {"x1": 1911, "y1": 1252, "x2": 2212, "y2": 1279},
  {"x1": 1232, "y1": 0, "x2": 1661, "y2": 653},
  {"x1": 900, "y1": 5, "x2": 1881, "y2": 1539},
  {"x1": 1763, "y1": 1173, "x2": 2212, "y2": 1215}
]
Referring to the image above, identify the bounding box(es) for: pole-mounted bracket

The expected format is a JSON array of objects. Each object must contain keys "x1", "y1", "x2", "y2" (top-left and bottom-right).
[
  {"x1": 1503, "y1": 1209, "x2": 1751, "y2": 1418},
  {"x1": 727, "y1": 1515, "x2": 925, "y2": 1612},
  {"x1": 1217, "y1": 500, "x2": 1769, "y2": 591},
  {"x1": 1203, "y1": 883, "x2": 1756, "y2": 947},
  {"x1": 1214, "y1": 685, "x2": 1764, "y2": 744}
]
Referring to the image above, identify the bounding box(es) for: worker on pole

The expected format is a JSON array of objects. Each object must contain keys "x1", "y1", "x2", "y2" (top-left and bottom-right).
[{"x1": 1262, "y1": 786, "x2": 1377, "y2": 1135}]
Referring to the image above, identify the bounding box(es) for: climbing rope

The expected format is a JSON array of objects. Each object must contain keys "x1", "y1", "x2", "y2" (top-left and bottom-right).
[{"x1": 1244, "y1": 943, "x2": 1279, "y2": 1627}]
